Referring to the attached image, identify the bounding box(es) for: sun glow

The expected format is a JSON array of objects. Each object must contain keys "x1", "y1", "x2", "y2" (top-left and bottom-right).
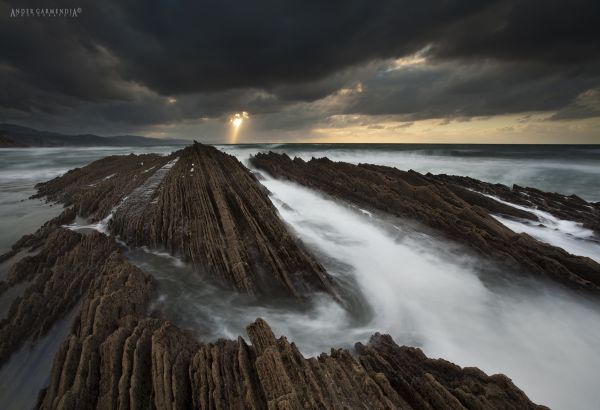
[
  {"x1": 232, "y1": 117, "x2": 243, "y2": 128},
  {"x1": 230, "y1": 112, "x2": 249, "y2": 127},
  {"x1": 229, "y1": 111, "x2": 249, "y2": 143}
]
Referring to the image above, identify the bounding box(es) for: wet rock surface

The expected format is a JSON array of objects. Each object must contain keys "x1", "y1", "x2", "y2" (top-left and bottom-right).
[
  {"x1": 34, "y1": 154, "x2": 174, "y2": 221},
  {"x1": 0, "y1": 226, "x2": 127, "y2": 365},
  {"x1": 110, "y1": 143, "x2": 335, "y2": 298},
  {"x1": 33, "y1": 143, "x2": 335, "y2": 298},
  {"x1": 426, "y1": 173, "x2": 600, "y2": 234},
  {"x1": 250, "y1": 152, "x2": 600, "y2": 292},
  {"x1": 38, "y1": 251, "x2": 157, "y2": 410},
  {"x1": 0, "y1": 208, "x2": 77, "y2": 265},
  {"x1": 0, "y1": 230, "x2": 543, "y2": 409},
  {"x1": 0, "y1": 145, "x2": 548, "y2": 409},
  {"x1": 39, "y1": 287, "x2": 546, "y2": 410}
]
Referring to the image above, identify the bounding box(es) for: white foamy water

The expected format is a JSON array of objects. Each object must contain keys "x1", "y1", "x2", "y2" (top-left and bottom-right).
[
  {"x1": 1, "y1": 144, "x2": 599, "y2": 410},
  {"x1": 128, "y1": 174, "x2": 600, "y2": 410},
  {"x1": 257, "y1": 176, "x2": 600, "y2": 410},
  {"x1": 483, "y1": 194, "x2": 600, "y2": 263},
  {"x1": 128, "y1": 246, "x2": 363, "y2": 353},
  {"x1": 218, "y1": 144, "x2": 600, "y2": 202},
  {"x1": 63, "y1": 213, "x2": 115, "y2": 235},
  {"x1": 496, "y1": 215, "x2": 600, "y2": 262}
]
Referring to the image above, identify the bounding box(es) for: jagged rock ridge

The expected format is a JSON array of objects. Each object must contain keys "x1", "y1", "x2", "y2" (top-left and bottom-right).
[
  {"x1": 0, "y1": 216, "x2": 123, "y2": 365},
  {"x1": 250, "y1": 152, "x2": 600, "y2": 292},
  {"x1": 427, "y1": 173, "x2": 600, "y2": 234},
  {"x1": 109, "y1": 143, "x2": 334, "y2": 297},
  {"x1": 0, "y1": 219, "x2": 545, "y2": 409},
  {"x1": 34, "y1": 153, "x2": 175, "y2": 221},
  {"x1": 37, "y1": 255, "x2": 546, "y2": 410},
  {"x1": 0, "y1": 144, "x2": 548, "y2": 409},
  {"x1": 33, "y1": 143, "x2": 335, "y2": 298}
]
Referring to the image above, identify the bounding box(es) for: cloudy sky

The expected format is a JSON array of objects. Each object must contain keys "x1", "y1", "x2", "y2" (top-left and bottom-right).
[{"x1": 1, "y1": 0, "x2": 599, "y2": 143}]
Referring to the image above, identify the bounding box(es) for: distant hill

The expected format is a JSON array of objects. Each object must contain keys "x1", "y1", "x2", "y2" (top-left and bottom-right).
[{"x1": 0, "y1": 124, "x2": 189, "y2": 147}]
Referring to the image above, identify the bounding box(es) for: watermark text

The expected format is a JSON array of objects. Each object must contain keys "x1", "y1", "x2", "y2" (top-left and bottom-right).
[{"x1": 10, "y1": 8, "x2": 82, "y2": 18}]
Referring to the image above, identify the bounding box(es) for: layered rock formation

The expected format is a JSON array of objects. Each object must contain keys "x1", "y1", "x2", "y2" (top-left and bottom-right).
[
  {"x1": 250, "y1": 153, "x2": 600, "y2": 292},
  {"x1": 0, "y1": 222, "x2": 151, "y2": 367},
  {"x1": 38, "y1": 277, "x2": 546, "y2": 410},
  {"x1": 0, "y1": 144, "x2": 549, "y2": 409},
  {"x1": 34, "y1": 143, "x2": 335, "y2": 298},
  {"x1": 0, "y1": 207, "x2": 76, "y2": 265},
  {"x1": 427, "y1": 173, "x2": 600, "y2": 234},
  {"x1": 38, "y1": 240, "x2": 157, "y2": 409},
  {"x1": 34, "y1": 153, "x2": 174, "y2": 221},
  {"x1": 0, "y1": 223, "x2": 544, "y2": 409}
]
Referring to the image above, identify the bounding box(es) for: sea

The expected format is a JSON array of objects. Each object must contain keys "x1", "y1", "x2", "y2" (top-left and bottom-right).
[{"x1": 0, "y1": 143, "x2": 599, "y2": 410}]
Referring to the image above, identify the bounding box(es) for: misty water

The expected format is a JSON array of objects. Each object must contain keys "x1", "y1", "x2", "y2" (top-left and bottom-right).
[
  {"x1": 0, "y1": 144, "x2": 599, "y2": 410},
  {"x1": 220, "y1": 143, "x2": 600, "y2": 202},
  {"x1": 484, "y1": 193, "x2": 600, "y2": 263},
  {"x1": 0, "y1": 307, "x2": 79, "y2": 410}
]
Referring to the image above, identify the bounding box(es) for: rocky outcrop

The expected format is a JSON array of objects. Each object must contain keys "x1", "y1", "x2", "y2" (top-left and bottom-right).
[
  {"x1": 38, "y1": 251, "x2": 156, "y2": 410},
  {"x1": 0, "y1": 208, "x2": 76, "y2": 265},
  {"x1": 0, "y1": 225, "x2": 153, "y2": 366},
  {"x1": 46, "y1": 314, "x2": 546, "y2": 409},
  {"x1": 0, "y1": 216, "x2": 159, "y2": 408},
  {"x1": 0, "y1": 145, "x2": 547, "y2": 409},
  {"x1": 250, "y1": 153, "x2": 600, "y2": 292},
  {"x1": 356, "y1": 333, "x2": 543, "y2": 410},
  {"x1": 109, "y1": 143, "x2": 334, "y2": 298},
  {"x1": 40, "y1": 296, "x2": 546, "y2": 410},
  {"x1": 426, "y1": 173, "x2": 600, "y2": 234},
  {"x1": 34, "y1": 153, "x2": 174, "y2": 221},
  {"x1": 33, "y1": 143, "x2": 335, "y2": 298},
  {"x1": 0, "y1": 223, "x2": 541, "y2": 409}
]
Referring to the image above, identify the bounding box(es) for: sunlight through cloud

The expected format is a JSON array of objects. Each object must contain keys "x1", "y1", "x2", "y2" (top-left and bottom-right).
[{"x1": 229, "y1": 111, "x2": 249, "y2": 143}]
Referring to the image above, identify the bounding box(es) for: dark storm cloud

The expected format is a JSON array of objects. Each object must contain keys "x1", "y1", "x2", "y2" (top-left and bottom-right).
[
  {"x1": 345, "y1": 61, "x2": 600, "y2": 120},
  {"x1": 0, "y1": 0, "x2": 487, "y2": 104},
  {"x1": 83, "y1": 0, "x2": 489, "y2": 95},
  {"x1": 551, "y1": 89, "x2": 600, "y2": 120},
  {"x1": 427, "y1": 0, "x2": 600, "y2": 65},
  {"x1": 1, "y1": 0, "x2": 599, "y2": 134}
]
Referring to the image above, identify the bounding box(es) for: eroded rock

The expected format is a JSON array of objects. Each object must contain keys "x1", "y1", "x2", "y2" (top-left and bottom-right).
[
  {"x1": 250, "y1": 152, "x2": 600, "y2": 292},
  {"x1": 0, "y1": 227, "x2": 135, "y2": 366},
  {"x1": 33, "y1": 143, "x2": 335, "y2": 298},
  {"x1": 0, "y1": 221, "x2": 544, "y2": 409},
  {"x1": 426, "y1": 173, "x2": 600, "y2": 234},
  {"x1": 0, "y1": 146, "x2": 550, "y2": 409}
]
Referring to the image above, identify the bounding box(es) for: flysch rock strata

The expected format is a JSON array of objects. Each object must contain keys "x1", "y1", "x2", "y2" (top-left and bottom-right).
[
  {"x1": 33, "y1": 143, "x2": 335, "y2": 298},
  {"x1": 0, "y1": 223, "x2": 152, "y2": 367},
  {"x1": 0, "y1": 145, "x2": 548, "y2": 409},
  {"x1": 0, "y1": 221, "x2": 545, "y2": 409},
  {"x1": 426, "y1": 173, "x2": 600, "y2": 234},
  {"x1": 35, "y1": 254, "x2": 547, "y2": 410},
  {"x1": 250, "y1": 152, "x2": 600, "y2": 292}
]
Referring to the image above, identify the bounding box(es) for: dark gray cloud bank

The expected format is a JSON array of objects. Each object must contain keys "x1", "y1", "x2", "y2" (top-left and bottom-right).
[{"x1": 1, "y1": 0, "x2": 599, "y2": 141}]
